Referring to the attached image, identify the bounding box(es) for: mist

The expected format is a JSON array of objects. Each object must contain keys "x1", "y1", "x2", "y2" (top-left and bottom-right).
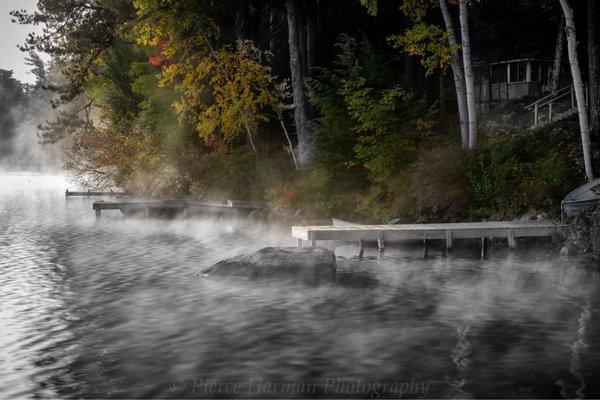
[{"x1": 1, "y1": 98, "x2": 63, "y2": 173}]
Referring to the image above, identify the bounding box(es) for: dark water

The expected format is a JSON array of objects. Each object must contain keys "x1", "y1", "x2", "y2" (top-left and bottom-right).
[{"x1": 2, "y1": 173, "x2": 600, "y2": 399}]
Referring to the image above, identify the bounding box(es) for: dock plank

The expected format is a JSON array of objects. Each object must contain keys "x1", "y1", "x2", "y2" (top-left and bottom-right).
[
  {"x1": 92, "y1": 198, "x2": 264, "y2": 219},
  {"x1": 291, "y1": 221, "x2": 565, "y2": 243},
  {"x1": 66, "y1": 190, "x2": 125, "y2": 197}
]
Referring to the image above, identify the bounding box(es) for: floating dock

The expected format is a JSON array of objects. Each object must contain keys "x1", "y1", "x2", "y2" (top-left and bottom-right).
[
  {"x1": 292, "y1": 220, "x2": 566, "y2": 258},
  {"x1": 66, "y1": 189, "x2": 125, "y2": 198},
  {"x1": 93, "y1": 198, "x2": 265, "y2": 219}
]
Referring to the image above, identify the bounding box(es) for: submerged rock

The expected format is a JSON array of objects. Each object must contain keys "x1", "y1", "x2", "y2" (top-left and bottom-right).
[
  {"x1": 559, "y1": 244, "x2": 578, "y2": 256},
  {"x1": 201, "y1": 247, "x2": 336, "y2": 280}
]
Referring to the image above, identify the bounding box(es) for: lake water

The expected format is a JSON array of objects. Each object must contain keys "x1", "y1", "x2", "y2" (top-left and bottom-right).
[{"x1": 1, "y1": 173, "x2": 600, "y2": 399}]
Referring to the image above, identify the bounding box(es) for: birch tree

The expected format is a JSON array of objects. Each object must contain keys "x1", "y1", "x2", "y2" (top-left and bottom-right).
[
  {"x1": 559, "y1": 0, "x2": 594, "y2": 181},
  {"x1": 588, "y1": 0, "x2": 600, "y2": 141},
  {"x1": 439, "y1": 0, "x2": 469, "y2": 148},
  {"x1": 364, "y1": 0, "x2": 470, "y2": 148},
  {"x1": 459, "y1": 0, "x2": 477, "y2": 149}
]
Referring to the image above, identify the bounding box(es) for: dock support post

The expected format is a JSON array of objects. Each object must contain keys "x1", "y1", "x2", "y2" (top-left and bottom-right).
[
  {"x1": 444, "y1": 230, "x2": 453, "y2": 257},
  {"x1": 377, "y1": 232, "x2": 385, "y2": 252},
  {"x1": 297, "y1": 238, "x2": 303, "y2": 247},
  {"x1": 145, "y1": 206, "x2": 150, "y2": 218},
  {"x1": 309, "y1": 232, "x2": 316, "y2": 247},
  {"x1": 481, "y1": 237, "x2": 488, "y2": 259},
  {"x1": 358, "y1": 239, "x2": 365, "y2": 259},
  {"x1": 508, "y1": 228, "x2": 516, "y2": 250},
  {"x1": 95, "y1": 209, "x2": 101, "y2": 220},
  {"x1": 422, "y1": 239, "x2": 429, "y2": 258}
]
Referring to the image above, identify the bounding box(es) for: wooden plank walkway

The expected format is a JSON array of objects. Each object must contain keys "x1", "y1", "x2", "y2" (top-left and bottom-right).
[
  {"x1": 93, "y1": 198, "x2": 265, "y2": 219},
  {"x1": 66, "y1": 189, "x2": 125, "y2": 198},
  {"x1": 292, "y1": 220, "x2": 566, "y2": 257}
]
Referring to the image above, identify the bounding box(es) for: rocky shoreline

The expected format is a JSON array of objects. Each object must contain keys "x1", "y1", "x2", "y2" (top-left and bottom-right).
[{"x1": 560, "y1": 207, "x2": 600, "y2": 263}]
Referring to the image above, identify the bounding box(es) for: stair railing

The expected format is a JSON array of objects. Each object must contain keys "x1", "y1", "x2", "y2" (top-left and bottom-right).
[{"x1": 525, "y1": 84, "x2": 589, "y2": 127}]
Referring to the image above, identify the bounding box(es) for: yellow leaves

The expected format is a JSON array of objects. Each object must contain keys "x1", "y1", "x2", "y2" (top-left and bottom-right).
[
  {"x1": 131, "y1": 1, "x2": 282, "y2": 149},
  {"x1": 359, "y1": 0, "x2": 378, "y2": 16},
  {"x1": 389, "y1": 23, "x2": 451, "y2": 75},
  {"x1": 163, "y1": 40, "x2": 282, "y2": 144},
  {"x1": 401, "y1": 0, "x2": 437, "y2": 20}
]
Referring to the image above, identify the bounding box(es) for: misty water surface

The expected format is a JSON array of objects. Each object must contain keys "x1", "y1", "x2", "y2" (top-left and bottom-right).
[{"x1": 1, "y1": 173, "x2": 600, "y2": 399}]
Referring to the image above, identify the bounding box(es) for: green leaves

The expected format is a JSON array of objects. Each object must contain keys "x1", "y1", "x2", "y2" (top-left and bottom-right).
[
  {"x1": 388, "y1": 23, "x2": 451, "y2": 75},
  {"x1": 309, "y1": 35, "x2": 432, "y2": 183},
  {"x1": 359, "y1": 0, "x2": 378, "y2": 16}
]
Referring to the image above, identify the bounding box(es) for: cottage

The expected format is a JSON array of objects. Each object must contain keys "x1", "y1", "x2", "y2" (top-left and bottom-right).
[{"x1": 475, "y1": 58, "x2": 570, "y2": 106}]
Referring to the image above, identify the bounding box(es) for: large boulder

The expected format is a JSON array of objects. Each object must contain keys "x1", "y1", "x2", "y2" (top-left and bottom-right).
[
  {"x1": 201, "y1": 247, "x2": 336, "y2": 280},
  {"x1": 561, "y1": 206, "x2": 600, "y2": 264}
]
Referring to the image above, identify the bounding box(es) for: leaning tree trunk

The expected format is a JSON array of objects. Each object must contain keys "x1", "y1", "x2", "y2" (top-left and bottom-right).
[
  {"x1": 588, "y1": 0, "x2": 600, "y2": 141},
  {"x1": 286, "y1": 0, "x2": 312, "y2": 166},
  {"x1": 439, "y1": 0, "x2": 469, "y2": 148},
  {"x1": 459, "y1": 0, "x2": 477, "y2": 149},
  {"x1": 550, "y1": 16, "x2": 565, "y2": 94},
  {"x1": 559, "y1": 0, "x2": 594, "y2": 181}
]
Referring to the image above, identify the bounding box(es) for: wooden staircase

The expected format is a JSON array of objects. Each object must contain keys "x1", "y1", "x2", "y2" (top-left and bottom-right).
[{"x1": 524, "y1": 84, "x2": 588, "y2": 130}]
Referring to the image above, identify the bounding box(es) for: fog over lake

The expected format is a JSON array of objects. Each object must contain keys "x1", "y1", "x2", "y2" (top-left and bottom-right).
[{"x1": 1, "y1": 173, "x2": 600, "y2": 398}]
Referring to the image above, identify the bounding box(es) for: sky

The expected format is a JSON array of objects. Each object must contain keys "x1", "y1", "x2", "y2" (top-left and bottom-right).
[{"x1": 0, "y1": 0, "x2": 44, "y2": 84}]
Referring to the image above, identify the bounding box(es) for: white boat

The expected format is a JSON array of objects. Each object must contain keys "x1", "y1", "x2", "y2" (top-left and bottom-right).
[{"x1": 562, "y1": 178, "x2": 600, "y2": 215}]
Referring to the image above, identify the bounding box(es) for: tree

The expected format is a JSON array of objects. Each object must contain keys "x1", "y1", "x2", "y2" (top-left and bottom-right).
[
  {"x1": 11, "y1": 0, "x2": 132, "y2": 103},
  {"x1": 559, "y1": 0, "x2": 593, "y2": 181},
  {"x1": 550, "y1": 16, "x2": 565, "y2": 94},
  {"x1": 24, "y1": 52, "x2": 47, "y2": 88},
  {"x1": 439, "y1": 0, "x2": 468, "y2": 148},
  {"x1": 0, "y1": 70, "x2": 27, "y2": 153},
  {"x1": 286, "y1": 0, "x2": 313, "y2": 166},
  {"x1": 458, "y1": 0, "x2": 477, "y2": 149},
  {"x1": 588, "y1": 0, "x2": 600, "y2": 146},
  {"x1": 364, "y1": 0, "x2": 470, "y2": 148}
]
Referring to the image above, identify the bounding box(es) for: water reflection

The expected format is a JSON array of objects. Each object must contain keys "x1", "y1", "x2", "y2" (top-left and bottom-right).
[{"x1": 1, "y1": 173, "x2": 600, "y2": 398}]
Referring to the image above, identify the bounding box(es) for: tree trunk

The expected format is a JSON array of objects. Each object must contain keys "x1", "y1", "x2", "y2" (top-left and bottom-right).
[
  {"x1": 550, "y1": 17, "x2": 565, "y2": 94},
  {"x1": 286, "y1": 0, "x2": 312, "y2": 166},
  {"x1": 588, "y1": 0, "x2": 600, "y2": 142},
  {"x1": 306, "y1": 0, "x2": 318, "y2": 74},
  {"x1": 459, "y1": 0, "x2": 477, "y2": 149},
  {"x1": 439, "y1": 0, "x2": 469, "y2": 148},
  {"x1": 269, "y1": 2, "x2": 278, "y2": 55},
  {"x1": 296, "y1": 0, "x2": 308, "y2": 77},
  {"x1": 439, "y1": 71, "x2": 446, "y2": 131},
  {"x1": 559, "y1": 0, "x2": 594, "y2": 181}
]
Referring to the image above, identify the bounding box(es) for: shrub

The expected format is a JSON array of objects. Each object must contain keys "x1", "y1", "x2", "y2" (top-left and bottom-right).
[{"x1": 411, "y1": 145, "x2": 472, "y2": 222}]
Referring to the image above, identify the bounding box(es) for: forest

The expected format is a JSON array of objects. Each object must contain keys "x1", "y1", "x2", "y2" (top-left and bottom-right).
[{"x1": 5, "y1": 0, "x2": 600, "y2": 223}]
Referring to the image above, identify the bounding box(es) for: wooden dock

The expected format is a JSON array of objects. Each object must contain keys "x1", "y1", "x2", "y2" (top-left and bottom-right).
[
  {"x1": 292, "y1": 220, "x2": 566, "y2": 258},
  {"x1": 66, "y1": 189, "x2": 125, "y2": 198},
  {"x1": 93, "y1": 198, "x2": 265, "y2": 219}
]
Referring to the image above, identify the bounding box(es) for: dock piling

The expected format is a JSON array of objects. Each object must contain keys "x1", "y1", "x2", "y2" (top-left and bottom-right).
[
  {"x1": 422, "y1": 239, "x2": 429, "y2": 258},
  {"x1": 95, "y1": 209, "x2": 101, "y2": 220},
  {"x1": 445, "y1": 230, "x2": 453, "y2": 254},
  {"x1": 508, "y1": 228, "x2": 516, "y2": 250},
  {"x1": 377, "y1": 232, "x2": 385, "y2": 252},
  {"x1": 297, "y1": 238, "x2": 303, "y2": 247},
  {"x1": 481, "y1": 237, "x2": 488, "y2": 259},
  {"x1": 358, "y1": 239, "x2": 365, "y2": 259}
]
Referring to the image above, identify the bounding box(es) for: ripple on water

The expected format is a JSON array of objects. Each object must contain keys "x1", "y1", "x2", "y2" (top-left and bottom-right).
[{"x1": 1, "y1": 173, "x2": 600, "y2": 398}]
